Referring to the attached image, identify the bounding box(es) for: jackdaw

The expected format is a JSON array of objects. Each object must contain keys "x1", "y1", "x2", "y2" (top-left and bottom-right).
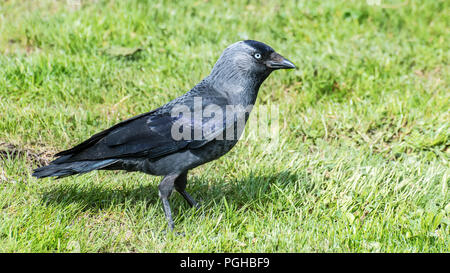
[{"x1": 33, "y1": 40, "x2": 295, "y2": 231}]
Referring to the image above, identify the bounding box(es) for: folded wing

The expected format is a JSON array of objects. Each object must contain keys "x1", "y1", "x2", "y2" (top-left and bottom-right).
[{"x1": 52, "y1": 106, "x2": 227, "y2": 164}]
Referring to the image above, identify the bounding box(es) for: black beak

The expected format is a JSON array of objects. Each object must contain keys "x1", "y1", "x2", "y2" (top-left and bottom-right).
[{"x1": 266, "y1": 53, "x2": 296, "y2": 69}]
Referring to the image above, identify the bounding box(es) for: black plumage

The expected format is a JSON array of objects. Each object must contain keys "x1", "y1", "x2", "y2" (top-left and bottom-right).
[{"x1": 33, "y1": 40, "x2": 295, "y2": 231}]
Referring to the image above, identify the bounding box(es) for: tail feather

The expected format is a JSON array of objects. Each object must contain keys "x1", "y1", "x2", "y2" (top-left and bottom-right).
[{"x1": 32, "y1": 159, "x2": 117, "y2": 179}]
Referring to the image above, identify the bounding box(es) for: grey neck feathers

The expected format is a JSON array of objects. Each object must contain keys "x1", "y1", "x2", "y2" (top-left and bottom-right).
[{"x1": 205, "y1": 51, "x2": 271, "y2": 106}]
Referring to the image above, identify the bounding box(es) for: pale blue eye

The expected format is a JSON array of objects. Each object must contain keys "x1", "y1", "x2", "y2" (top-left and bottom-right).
[{"x1": 254, "y1": 53, "x2": 262, "y2": 59}]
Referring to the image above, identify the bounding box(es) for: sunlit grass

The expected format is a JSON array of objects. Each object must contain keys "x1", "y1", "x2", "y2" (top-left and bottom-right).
[{"x1": 0, "y1": 0, "x2": 448, "y2": 252}]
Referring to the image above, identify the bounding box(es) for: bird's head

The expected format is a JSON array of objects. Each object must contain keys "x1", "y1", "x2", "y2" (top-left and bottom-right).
[
  {"x1": 209, "y1": 40, "x2": 295, "y2": 89},
  {"x1": 236, "y1": 40, "x2": 295, "y2": 71}
]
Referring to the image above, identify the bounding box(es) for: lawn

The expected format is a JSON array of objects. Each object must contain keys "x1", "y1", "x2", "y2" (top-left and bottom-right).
[{"x1": 0, "y1": 0, "x2": 448, "y2": 252}]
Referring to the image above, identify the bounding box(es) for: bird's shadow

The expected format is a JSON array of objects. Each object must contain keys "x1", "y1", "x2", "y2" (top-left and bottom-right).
[{"x1": 40, "y1": 171, "x2": 304, "y2": 213}]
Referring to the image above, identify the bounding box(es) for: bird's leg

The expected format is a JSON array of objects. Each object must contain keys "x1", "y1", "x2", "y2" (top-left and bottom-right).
[
  {"x1": 174, "y1": 171, "x2": 200, "y2": 209},
  {"x1": 158, "y1": 174, "x2": 177, "y2": 231}
]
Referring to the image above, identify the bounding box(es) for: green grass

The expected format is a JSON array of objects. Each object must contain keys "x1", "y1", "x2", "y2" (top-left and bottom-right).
[{"x1": 0, "y1": 0, "x2": 448, "y2": 252}]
